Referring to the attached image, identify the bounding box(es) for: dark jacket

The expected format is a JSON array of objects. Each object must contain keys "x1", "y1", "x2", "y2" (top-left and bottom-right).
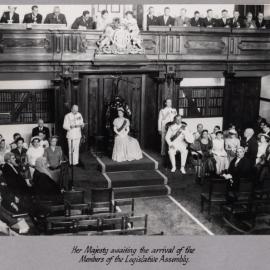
[
  {"x1": 255, "y1": 19, "x2": 268, "y2": 29},
  {"x1": 32, "y1": 126, "x2": 50, "y2": 140},
  {"x1": 190, "y1": 17, "x2": 204, "y2": 27},
  {"x1": 0, "y1": 12, "x2": 19, "y2": 23},
  {"x1": 229, "y1": 17, "x2": 244, "y2": 28},
  {"x1": 23, "y1": 13, "x2": 42, "y2": 24},
  {"x1": 44, "y1": 13, "x2": 67, "y2": 25},
  {"x1": 241, "y1": 136, "x2": 258, "y2": 166},
  {"x1": 157, "y1": 15, "x2": 175, "y2": 26},
  {"x1": 146, "y1": 14, "x2": 158, "y2": 30},
  {"x1": 71, "y1": 16, "x2": 94, "y2": 30},
  {"x1": 203, "y1": 17, "x2": 217, "y2": 27},
  {"x1": 216, "y1": 18, "x2": 231, "y2": 27},
  {"x1": 11, "y1": 148, "x2": 27, "y2": 166},
  {"x1": 2, "y1": 163, "x2": 31, "y2": 196}
]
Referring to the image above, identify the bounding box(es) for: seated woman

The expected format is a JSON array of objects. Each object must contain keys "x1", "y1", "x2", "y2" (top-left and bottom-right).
[
  {"x1": 212, "y1": 131, "x2": 229, "y2": 175},
  {"x1": 256, "y1": 133, "x2": 269, "y2": 165},
  {"x1": 225, "y1": 129, "x2": 240, "y2": 163},
  {"x1": 0, "y1": 139, "x2": 10, "y2": 165},
  {"x1": 112, "y1": 108, "x2": 143, "y2": 162},
  {"x1": 44, "y1": 136, "x2": 63, "y2": 183},
  {"x1": 32, "y1": 157, "x2": 61, "y2": 198},
  {"x1": 26, "y1": 137, "x2": 44, "y2": 178},
  {"x1": 10, "y1": 133, "x2": 28, "y2": 150},
  {"x1": 191, "y1": 129, "x2": 216, "y2": 182}
]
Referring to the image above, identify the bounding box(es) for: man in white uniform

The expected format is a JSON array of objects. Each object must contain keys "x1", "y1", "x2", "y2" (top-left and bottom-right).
[
  {"x1": 63, "y1": 104, "x2": 84, "y2": 166},
  {"x1": 158, "y1": 98, "x2": 177, "y2": 156},
  {"x1": 165, "y1": 115, "x2": 194, "y2": 173}
]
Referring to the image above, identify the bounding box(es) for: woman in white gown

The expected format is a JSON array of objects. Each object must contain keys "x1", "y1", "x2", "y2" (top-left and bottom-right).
[{"x1": 112, "y1": 108, "x2": 143, "y2": 162}]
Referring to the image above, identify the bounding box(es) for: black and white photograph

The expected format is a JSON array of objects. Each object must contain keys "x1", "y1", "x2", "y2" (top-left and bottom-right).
[{"x1": 0, "y1": 2, "x2": 270, "y2": 241}]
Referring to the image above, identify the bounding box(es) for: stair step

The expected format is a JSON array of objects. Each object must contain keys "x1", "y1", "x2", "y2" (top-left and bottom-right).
[
  {"x1": 113, "y1": 185, "x2": 169, "y2": 199},
  {"x1": 107, "y1": 170, "x2": 165, "y2": 187}
]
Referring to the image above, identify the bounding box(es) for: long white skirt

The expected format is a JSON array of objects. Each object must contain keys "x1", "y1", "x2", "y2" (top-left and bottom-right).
[{"x1": 112, "y1": 135, "x2": 143, "y2": 162}]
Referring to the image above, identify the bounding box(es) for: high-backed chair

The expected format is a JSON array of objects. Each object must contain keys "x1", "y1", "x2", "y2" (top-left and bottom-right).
[{"x1": 90, "y1": 188, "x2": 114, "y2": 214}]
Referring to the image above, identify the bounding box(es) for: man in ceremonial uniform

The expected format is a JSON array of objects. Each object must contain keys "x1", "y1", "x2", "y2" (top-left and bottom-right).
[
  {"x1": 63, "y1": 105, "x2": 84, "y2": 166},
  {"x1": 44, "y1": 6, "x2": 67, "y2": 25},
  {"x1": 165, "y1": 115, "x2": 194, "y2": 174},
  {"x1": 158, "y1": 98, "x2": 177, "y2": 156},
  {"x1": 71, "y1": 10, "x2": 94, "y2": 30},
  {"x1": 23, "y1": 5, "x2": 42, "y2": 24}
]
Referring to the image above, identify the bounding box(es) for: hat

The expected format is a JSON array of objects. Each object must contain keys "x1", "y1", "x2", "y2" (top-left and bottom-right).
[
  {"x1": 228, "y1": 129, "x2": 237, "y2": 135},
  {"x1": 117, "y1": 107, "x2": 125, "y2": 113},
  {"x1": 258, "y1": 133, "x2": 270, "y2": 140},
  {"x1": 181, "y1": 121, "x2": 187, "y2": 126},
  {"x1": 31, "y1": 136, "x2": 40, "y2": 143}
]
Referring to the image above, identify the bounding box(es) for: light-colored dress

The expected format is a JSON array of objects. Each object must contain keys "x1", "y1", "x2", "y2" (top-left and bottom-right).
[
  {"x1": 26, "y1": 146, "x2": 44, "y2": 177},
  {"x1": 256, "y1": 142, "x2": 268, "y2": 164},
  {"x1": 225, "y1": 137, "x2": 240, "y2": 163},
  {"x1": 112, "y1": 117, "x2": 143, "y2": 162},
  {"x1": 212, "y1": 138, "x2": 229, "y2": 174}
]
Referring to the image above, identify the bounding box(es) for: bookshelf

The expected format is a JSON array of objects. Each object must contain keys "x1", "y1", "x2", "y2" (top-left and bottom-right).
[
  {"x1": 0, "y1": 89, "x2": 54, "y2": 124},
  {"x1": 177, "y1": 86, "x2": 223, "y2": 118}
]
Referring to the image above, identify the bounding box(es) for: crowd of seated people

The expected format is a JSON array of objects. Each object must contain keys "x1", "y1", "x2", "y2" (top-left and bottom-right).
[
  {"x1": 187, "y1": 117, "x2": 270, "y2": 193},
  {"x1": 0, "y1": 119, "x2": 66, "y2": 234},
  {"x1": 1, "y1": 5, "x2": 269, "y2": 32},
  {"x1": 147, "y1": 6, "x2": 270, "y2": 29}
]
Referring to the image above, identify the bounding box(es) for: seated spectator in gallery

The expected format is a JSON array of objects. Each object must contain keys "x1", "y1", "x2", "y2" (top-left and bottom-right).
[
  {"x1": 26, "y1": 137, "x2": 44, "y2": 177},
  {"x1": 225, "y1": 129, "x2": 240, "y2": 163},
  {"x1": 44, "y1": 6, "x2": 67, "y2": 25},
  {"x1": 262, "y1": 124, "x2": 270, "y2": 137},
  {"x1": 157, "y1": 7, "x2": 175, "y2": 26},
  {"x1": 146, "y1": 6, "x2": 158, "y2": 30},
  {"x1": 37, "y1": 131, "x2": 49, "y2": 149},
  {"x1": 190, "y1": 11, "x2": 204, "y2": 27},
  {"x1": 255, "y1": 12, "x2": 268, "y2": 29},
  {"x1": 71, "y1": 10, "x2": 94, "y2": 30},
  {"x1": 193, "y1": 123, "x2": 204, "y2": 140},
  {"x1": 96, "y1": 10, "x2": 111, "y2": 31},
  {"x1": 229, "y1": 10, "x2": 243, "y2": 28},
  {"x1": 210, "y1": 125, "x2": 221, "y2": 140},
  {"x1": 212, "y1": 131, "x2": 229, "y2": 174},
  {"x1": 243, "y1": 12, "x2": 256, "y2": 29},
  {"x1": 10, "y1": 133, "x2": 27, "y2": 150},
  {"x1": 0, "y1": 139, "x2": 10, "y2": 165},
  {"x1": 203, "y1": 9, "x2": 217, "y2": 28},
  {"x1": 2, "y1": 153, "x2": 32, "y2": 196},
  {"x1": 32, "y1": 157, "x2": 61, "y2": 197},
  {"x1": 0, "y1": 6, "x2": 20, "y2": 24},
  {"x1": 256, "y1": 133, "x2": 269, "y2": 165},
  {"x1": 174, "y1": 8, "x2": 190, "y2": 27},
  {"x1": 23, "y1": 5, "x2": 42, "y2": 24},
  {"x1": 241, "y1": 128, "x2": 258, "y2": 166},
  {"x1": 32, "y1": 118, "x2": 50, "y2": 140},
  {"x1": 216, "y1": 9, "x2": 230, "y2": 27}
]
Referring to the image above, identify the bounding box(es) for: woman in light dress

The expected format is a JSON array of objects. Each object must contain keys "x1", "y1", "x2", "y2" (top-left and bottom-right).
[
  {"x1": 256, "y1": 133, "x2": 269, "y2": 165},
  {"x1": 225, "y1": 129, "x2": 240, "y2": 163},
  {"x1": 212, "y1": 131, "x2": 229, "y2": 175},
  {"x1": 112, "y1": 108, "x2": 143, "y2": 162}
]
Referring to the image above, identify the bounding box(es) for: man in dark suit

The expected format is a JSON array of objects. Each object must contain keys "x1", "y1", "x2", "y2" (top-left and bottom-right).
[
  {"x1": 2, "y1": 153, "x2": 32, "y2": 196},
  {"x1": 229, "y1": 10, "x2": 244, "y2": 28},
  {"x1": 146, "y1": 6, "x2": 158, "y2": 30},
  {"x1": 203, "y1": 9, "x2": 217, "y2": 27},
  {"x1": 216, "y1": 9, "x2": 230, "y2": 27},
  {"x1": 44, "y1": 6, "x2": 67, "y2": 25},
  {"x1": 157, "y1": 7, "x2": 175, "y2": 26},
  {"x1": 23, "y1": 5, "x2": 42, "y2": 24},
  {"x1": 190, "y1": 11, "x2": 204, "y2": 27},
  {"x1": 32, "y1": 119, "x2": 50, "y2": 140},
  {"x1": 0, "y1": 6, "x2": 19, "y2": 23},
  {"x1": 255, "y1": 12, "x2": 268, "y2": 29},
  {"x1": 241, "y1": 128, "x2": 258, "y2": 166},
  {"x1": 71, "y1": 10, "x2": 94, "y2": 30}
]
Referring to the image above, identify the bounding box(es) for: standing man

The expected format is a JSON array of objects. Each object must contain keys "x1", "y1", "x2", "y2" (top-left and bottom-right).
[
  {"x1": 255, "y1": 12, "x2": 267, "y2": 29},
  {"x1": 165, "y1": 115, "x2": 194, "y2": 173},
  {"x1": 229, "y1": 10, "x2": 243, "y2": 28},
  {"x1": 71, "y1": 10, "x2": 94, "y2": 30},
  {"x1": 146, "y1": 6, "x2": 158, "y2": 30},
  {"x1": 174, "y1": 8, "x2": 190, "y2": 27},
  {"x1": 23, "y1": 5, "x2": 42, "y2": 24},
  {"x1": 190, "y1": 11, "x2": 204, "y2": 27},
  {"x1": 0, "y1": 6, "x2": 19, "y2": 24},
  {"x1": 32, "y1": 119, "x2": 50, "y2": 140},
  {"x1": 157, "y1": 7, "x2": 175, "y2": 26},
  {"x1": 216, "y1": 9, "x2": 230, "y2": 27},
  {"x1": 203, "y1": 9, "x2": 217, "y2": 28},
  {"x1": 44, "y1": 6, "x2": 67, "y2": 25},
  {"x1": 158, "y1": 98, "x2": 177, "y2": 156},
  {"x1": 63, "y1": 105, "x2": 84, "y2": 166}
]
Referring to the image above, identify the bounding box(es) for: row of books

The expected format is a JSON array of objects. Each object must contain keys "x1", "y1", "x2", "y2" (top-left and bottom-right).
[
  {"x1": 0, "y1": 90, "x2": 51, "y2": 103},
  {"x1": 208, "y1": 98, "x2": 223, "y2": 107},
  {"x1": 179, "y1": 88, "x2": 224, "y2": 99}
]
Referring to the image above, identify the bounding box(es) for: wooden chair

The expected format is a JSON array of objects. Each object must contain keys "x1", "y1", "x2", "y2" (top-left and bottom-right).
[
  {"x1": 201, "y1": 177, "x2": 228, "y2": 216},
  {"x1": 90, "y1": 188, "x2": 114, "y2": 214},
  {"x1": 124, "y1": 214, "x2": 148, "y2": 235},
  {"x1": 63, "y1": 190, "x2": 85, "y2": 204},
  {"x1": 114, "y1": 198, "x2": 135, "y2": 216}
]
